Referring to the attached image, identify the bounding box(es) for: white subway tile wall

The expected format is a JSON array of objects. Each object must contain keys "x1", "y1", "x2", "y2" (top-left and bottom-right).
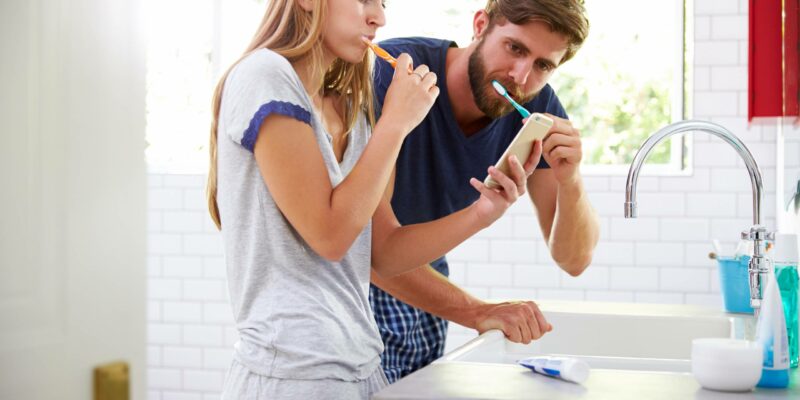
[{"x1": 145, "y1": 3, "x2": 800, "y2": 398}]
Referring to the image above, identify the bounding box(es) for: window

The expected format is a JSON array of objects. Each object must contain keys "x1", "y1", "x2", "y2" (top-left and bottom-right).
[
  {"x1": 145, "y1": 0, "x2": 690, "y2": 174},
  {"x1": 549, "y1": 0, "x2": 690, "y2": 173}
]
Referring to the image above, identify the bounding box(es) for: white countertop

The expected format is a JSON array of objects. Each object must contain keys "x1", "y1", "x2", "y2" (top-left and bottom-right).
[
  {"x1": 373, "y1": 361, "x2": 799, "y2": 399},
  {"x1": 373, "y1": 301, "x2": 797, "y2": 399}
]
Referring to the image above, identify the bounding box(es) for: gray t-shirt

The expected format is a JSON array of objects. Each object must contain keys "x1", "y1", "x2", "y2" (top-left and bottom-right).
[{"x1": 216, "y1": 49, "x2": 383, "y2": 381}]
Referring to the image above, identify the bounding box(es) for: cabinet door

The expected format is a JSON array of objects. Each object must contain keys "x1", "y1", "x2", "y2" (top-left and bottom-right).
[
  {"x1": 0, "y1": 0, "x2": 146, "y2": 399},
  {"x1": 749, "y1": 0, "x2": 799, "y2": 120}
]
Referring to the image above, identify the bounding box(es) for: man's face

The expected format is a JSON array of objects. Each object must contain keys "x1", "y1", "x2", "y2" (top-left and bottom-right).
[{"x1": 468, "y1": 19, "x2": 568, "y2": 119}]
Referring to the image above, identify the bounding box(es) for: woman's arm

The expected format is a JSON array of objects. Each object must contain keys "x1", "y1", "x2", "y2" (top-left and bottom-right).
[
  {"x1": 371, "y1": 152, "x2": 536, "y2": 277},
  {"x1": 254, "y1": 114, "x2": 404, "y2": 261},
  {"x1": 254, "y1": 55, "x2": 438, "y2": 261}
]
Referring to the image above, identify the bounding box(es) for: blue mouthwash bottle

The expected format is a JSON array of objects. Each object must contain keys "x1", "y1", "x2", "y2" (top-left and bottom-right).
[{"x1": 773, "y1": 233, "x2": 799, "y2": 368}]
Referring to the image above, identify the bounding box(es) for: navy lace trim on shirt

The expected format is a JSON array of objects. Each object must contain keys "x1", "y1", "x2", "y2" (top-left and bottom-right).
[{"x1": 242, "y1": 101, "x2": 311, "y2": 152}]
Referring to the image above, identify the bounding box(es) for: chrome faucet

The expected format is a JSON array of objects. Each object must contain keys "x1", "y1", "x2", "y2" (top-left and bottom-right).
[{"x1": 624, "y1": 120, "x2": 772, "y2": 316}]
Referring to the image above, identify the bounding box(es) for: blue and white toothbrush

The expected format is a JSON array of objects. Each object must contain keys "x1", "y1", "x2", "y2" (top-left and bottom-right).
[{"x1": 492, "y1": 80, "x2": 531, "y2": 118}]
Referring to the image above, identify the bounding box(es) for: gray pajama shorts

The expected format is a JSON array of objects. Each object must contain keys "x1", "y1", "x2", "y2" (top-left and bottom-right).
[{"x1": 221, "y1": 359, "x2": 389, "y2": 400}]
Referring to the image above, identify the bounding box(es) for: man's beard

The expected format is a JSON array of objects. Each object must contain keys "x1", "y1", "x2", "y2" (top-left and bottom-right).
[{"x1": 468, "y1": 39, "x2": 539, "y2": 119}]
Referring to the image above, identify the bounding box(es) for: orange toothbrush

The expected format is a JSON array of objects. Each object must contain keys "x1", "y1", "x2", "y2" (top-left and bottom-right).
[{"x1": 363, "y1": 38, "x2": 413, "y2": 73}]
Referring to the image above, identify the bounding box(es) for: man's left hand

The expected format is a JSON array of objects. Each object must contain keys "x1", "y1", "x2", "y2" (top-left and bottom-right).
[
  {"x1": 473, "y1": 300, "x2": 552, "y2": 344},
  {"x1": 541, "y1": 114, "x2": 582, "y2": 186}
]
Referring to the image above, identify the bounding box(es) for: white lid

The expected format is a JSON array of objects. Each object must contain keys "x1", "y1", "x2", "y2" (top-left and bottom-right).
[
  {"x1": 563, "y1": 359, "x2": 590, "y2": 384},
  {"x1": 773, "y1": 233, "x2": 799, "y2": 264}
]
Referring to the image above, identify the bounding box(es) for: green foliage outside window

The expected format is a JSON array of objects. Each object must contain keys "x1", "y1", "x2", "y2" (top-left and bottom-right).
[{"x1": 553, "y1": 72, "x2": 673, "y2": 165}]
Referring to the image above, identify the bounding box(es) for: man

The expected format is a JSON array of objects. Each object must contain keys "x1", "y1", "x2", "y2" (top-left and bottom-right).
[{"x1": 370, "y1": 0, "x2": 599, "y2": 383}]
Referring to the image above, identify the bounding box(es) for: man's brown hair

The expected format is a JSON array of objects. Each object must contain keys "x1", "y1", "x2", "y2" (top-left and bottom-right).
[{"x1": 484, "y1": 0, "x2": 589, "y2": 64}]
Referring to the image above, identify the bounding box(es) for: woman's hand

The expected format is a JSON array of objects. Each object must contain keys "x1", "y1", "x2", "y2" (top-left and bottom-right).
[
  {"x1": 469, "y1": 141, "x2": 542, "y2": 226},
  {"x1": 378, "y1": 53, "x2": 439, "y2": 136}
]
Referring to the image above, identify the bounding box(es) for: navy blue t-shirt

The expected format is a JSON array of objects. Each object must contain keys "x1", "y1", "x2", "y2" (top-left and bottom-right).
[
  {"x1": 373, "y1": 37, "x2": 567, "y2": 274},
  {"x1": 369, "y1": 37, "x2": 569, "y2": 383}
]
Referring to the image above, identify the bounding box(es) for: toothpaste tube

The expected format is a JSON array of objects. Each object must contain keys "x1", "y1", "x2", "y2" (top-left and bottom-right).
[{"x1": 518, "y1": 356, "x2": 590, "y2": 384}]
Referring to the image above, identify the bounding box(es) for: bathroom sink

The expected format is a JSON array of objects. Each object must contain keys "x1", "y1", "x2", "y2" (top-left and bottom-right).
[
  {"x1": 440, "y1": 330, "x2": 695, "y2": 373},
  {"x1": 437, "y1": 300, "x2": 752, "y2": 373}
]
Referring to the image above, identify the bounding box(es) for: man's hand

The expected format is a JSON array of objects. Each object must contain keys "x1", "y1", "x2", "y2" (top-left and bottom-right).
[
  {"x1": 541, "y1": 114, "x2": 582, "y2": 185},
  {"x1": 473, "y1": 301, "x2": 553, "y2": 344}
]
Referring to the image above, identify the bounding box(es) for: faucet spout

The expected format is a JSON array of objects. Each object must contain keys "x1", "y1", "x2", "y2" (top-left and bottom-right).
[{"x1": 624, "y1": 120, "x2": 769, "y2": 314}]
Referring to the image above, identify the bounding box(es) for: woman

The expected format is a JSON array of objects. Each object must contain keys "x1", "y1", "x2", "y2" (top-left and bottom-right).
[{"x1": 207, "y1": 0, "x2": 531, "y2": 397}]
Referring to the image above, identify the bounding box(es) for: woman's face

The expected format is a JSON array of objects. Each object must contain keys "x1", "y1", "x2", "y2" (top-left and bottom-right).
[{"x1": 322, "y1": 0, "x2": 386, "y2": 63}]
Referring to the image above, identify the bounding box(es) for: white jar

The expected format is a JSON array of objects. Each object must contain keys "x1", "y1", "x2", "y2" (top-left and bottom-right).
[{"x1": 691, "y1": 338, "x2": 762, "y2": 392}]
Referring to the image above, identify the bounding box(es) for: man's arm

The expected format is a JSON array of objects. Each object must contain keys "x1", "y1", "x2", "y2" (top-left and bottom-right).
[
  {"x1": 529, "y1": 115, "x2": 600, "y2": 276},
  {"x1": 371, "y1": 267, "x2": 551, "y2": 343}
]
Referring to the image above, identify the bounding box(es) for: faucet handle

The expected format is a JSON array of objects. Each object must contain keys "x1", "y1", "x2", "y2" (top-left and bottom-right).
[{"x1": 741, "y1": 225, "x2": 772, "y2": 241}]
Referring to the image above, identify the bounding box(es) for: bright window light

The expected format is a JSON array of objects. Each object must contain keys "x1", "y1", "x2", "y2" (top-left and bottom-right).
[{"x1": 145, "y1": 0, "x2": 689, "y2": 174}]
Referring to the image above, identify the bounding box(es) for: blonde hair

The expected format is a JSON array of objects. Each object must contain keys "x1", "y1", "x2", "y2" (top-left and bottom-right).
[
  {"x1": 207, "y1": 0, "x2": 377, "y2": 230},
  {"x1": 484, "y1": 0, "x2": 589, "y2": 64}
]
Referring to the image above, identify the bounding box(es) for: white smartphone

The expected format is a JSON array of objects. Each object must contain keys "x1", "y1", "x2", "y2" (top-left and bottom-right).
[{"x1": 484, "y1": 113, "x2": 553, "y2": 189}]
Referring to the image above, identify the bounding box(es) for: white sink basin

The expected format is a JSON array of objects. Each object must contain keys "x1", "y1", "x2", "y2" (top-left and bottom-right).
[{"x1": 438, "y1": 301, "x2": 753, "y2": 373}]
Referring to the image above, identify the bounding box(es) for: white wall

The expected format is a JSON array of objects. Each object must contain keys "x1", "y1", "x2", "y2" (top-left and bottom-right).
[{"x1": 144, "y1": 1, "x2": 799, "y2": 398}]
